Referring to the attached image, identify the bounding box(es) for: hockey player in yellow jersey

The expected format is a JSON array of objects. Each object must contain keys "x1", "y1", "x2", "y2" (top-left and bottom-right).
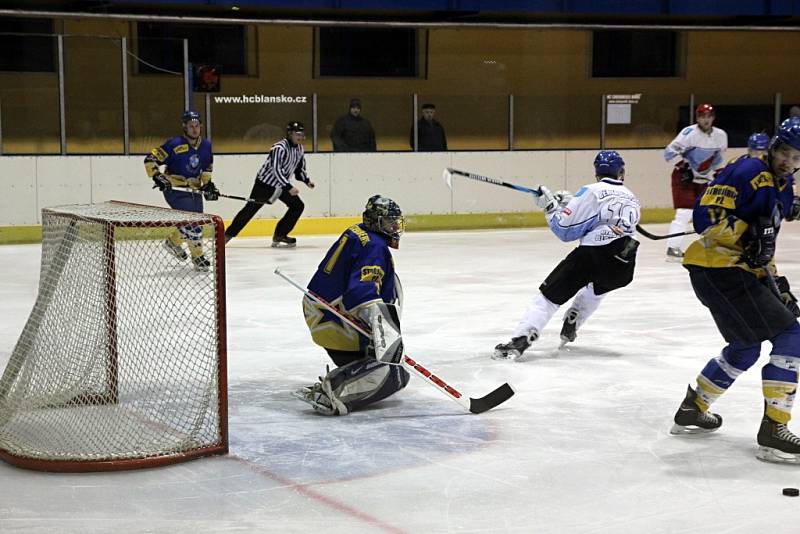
[{"x1": 671, "y1": 117, "x2": 800, "y2": 464}]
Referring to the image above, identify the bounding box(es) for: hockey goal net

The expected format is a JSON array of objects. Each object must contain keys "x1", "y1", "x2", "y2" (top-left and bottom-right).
[{"x1": 0, "y1": 201, "x2": 228, "y2": 471}]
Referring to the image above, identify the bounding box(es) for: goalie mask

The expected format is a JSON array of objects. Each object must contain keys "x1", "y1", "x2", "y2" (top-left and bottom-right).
[{"x1": 363, "y1": 195, "x2": 405, "y2": 249}]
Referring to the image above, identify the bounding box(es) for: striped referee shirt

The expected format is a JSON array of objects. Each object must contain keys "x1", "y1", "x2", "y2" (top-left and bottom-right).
[{"x1": 255, "y1": 138, "x2": 308, "y2": 187}]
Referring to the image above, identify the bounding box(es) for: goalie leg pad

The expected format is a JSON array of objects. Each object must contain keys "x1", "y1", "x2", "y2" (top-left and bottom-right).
[{"x1": 324, "y1": 357, "x2": 410, "y2": 413}]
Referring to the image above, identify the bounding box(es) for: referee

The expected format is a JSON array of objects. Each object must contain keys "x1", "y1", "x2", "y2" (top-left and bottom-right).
[{"x1": 224, "y1": 121, "x2": 315, "y2": 247}]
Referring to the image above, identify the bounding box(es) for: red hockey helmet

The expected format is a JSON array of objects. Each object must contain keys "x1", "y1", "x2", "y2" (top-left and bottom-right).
[{"x1": 696, "y1": 103, "x2": 715, "y2": 116}]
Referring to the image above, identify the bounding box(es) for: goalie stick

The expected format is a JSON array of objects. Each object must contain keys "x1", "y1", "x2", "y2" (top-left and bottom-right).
[
  {"x1": 274, "y1": 267, "x2": 515, "y2": 414},
  {"x1": 443, "y1": 167, "x2": 541, "y2": 196},
  {"x1": 635, "y1": 224, "x2": 695, "y2": 241}
]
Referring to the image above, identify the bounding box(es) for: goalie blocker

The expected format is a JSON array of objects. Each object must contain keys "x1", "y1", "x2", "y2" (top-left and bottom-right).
[{"x1": 361, "y1": 302, "x2": 404, "y2": 364}]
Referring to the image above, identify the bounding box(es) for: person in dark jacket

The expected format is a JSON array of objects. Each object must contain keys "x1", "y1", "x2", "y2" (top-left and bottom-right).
[
  {"x1": 331, "y1": 98, "x2": 377, "y2": 152},
  {"x1": 410, "y1": 103, "x2": 447, "y2": 151}
]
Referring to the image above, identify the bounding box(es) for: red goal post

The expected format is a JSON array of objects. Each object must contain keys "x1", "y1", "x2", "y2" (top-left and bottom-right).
[{"x1": 0, "y1": 201, "x2": 228, "y2": 471}]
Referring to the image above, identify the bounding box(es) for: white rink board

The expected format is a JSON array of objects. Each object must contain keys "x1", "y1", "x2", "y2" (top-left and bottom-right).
[{"x1": 0, "y1": 148, "x2": 708, "y2": 226}]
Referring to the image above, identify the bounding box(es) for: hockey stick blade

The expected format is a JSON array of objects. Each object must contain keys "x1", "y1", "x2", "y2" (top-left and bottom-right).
[
  {"x1": 468, "y1": 382, "x2": 515, "y2": 414},
  {"x1": 442, "y1": 168, "x2": 454, "y2": 189},
  {"x1": 635, "y1": 224, "x2": 695, "y2": 241}
]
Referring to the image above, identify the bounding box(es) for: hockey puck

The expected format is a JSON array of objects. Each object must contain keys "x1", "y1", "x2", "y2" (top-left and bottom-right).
[{"x1": 782, "y1": 487, "x2": 799, "y2": 497}]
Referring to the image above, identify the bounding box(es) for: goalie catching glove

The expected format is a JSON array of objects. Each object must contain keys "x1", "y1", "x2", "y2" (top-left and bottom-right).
[{"x1": 359, "y1": 302, "x2": 404, "y2": 364}]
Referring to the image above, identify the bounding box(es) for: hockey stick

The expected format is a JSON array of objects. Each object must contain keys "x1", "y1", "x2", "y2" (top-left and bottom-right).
[
  {"x1": 443, "y1": 168, "x2": 699, "y2": 243},
  {"x1": 169, "y1": 186, "x2": 277, "y2": 205},
  {"x1": 635, "y1": 224, "x2": 696, "y2": 241},
  {"x1": 274, "y1": 267, "x2": 515, "y2": 414},
  {"x1": 443, "y1": 167, "x2": 541, "y2": 196}
]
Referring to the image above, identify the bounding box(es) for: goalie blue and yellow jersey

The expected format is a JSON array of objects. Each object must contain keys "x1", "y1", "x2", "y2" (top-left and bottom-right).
[
  {"x1": 304, "y1": 224, "x2": 398, "y2": 351},
  {"x1": 683, "y1": 155, "x2": 796, "y2": 275},
  {"x1": 144, "y1": 136, "x2": 213, "y2": 188}
]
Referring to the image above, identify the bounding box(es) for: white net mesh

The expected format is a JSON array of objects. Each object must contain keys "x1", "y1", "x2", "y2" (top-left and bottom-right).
[{"x1": 0, "y1": 201, "x2": 227, "y2": 470}]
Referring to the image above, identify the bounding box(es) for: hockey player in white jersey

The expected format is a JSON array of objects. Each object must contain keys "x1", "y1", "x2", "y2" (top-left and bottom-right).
[
  {"x1": 494, "y1": 150, "x2": 641, "y2": 360},
  {"x1": 663, "y1": 103, "x2": 728, "y2": 261}
]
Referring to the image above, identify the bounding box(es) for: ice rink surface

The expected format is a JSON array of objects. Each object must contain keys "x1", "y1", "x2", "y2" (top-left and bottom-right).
[{"x1": 2, "y1": 223, "x2": 800, "y2": 533}]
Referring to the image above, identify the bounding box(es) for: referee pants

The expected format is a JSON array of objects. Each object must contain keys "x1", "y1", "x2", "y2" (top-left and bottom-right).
[{"x1": 224, "y1": 180, "x2": 305, "y2": 239}]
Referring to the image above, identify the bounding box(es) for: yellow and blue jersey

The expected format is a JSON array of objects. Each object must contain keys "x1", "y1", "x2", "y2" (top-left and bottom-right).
[
  {"x1": 304, "y1": 224, "x2": 398, "y2": 351},
  {"x1": 683, "y1": 155, "x2": 795, "y2": 275},
  {"x1": 144, "y1": 136, "x2": 213, "y2": 189}
]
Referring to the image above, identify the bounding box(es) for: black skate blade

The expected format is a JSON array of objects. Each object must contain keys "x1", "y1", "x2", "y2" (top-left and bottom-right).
[{"x1": 468, "y1": 383, "x2": 515, "y2": 414}]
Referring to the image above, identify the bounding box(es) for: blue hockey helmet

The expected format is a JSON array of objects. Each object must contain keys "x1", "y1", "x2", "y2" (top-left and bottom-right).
[
  {"x1": 772, "y1": 117, "x2": 800, "y2": 151},
  {"x1": 363, "y1": 195, "x2": 405, "y2": 248},
  {"x1": 181, "y1": 110, "x2": 202, "y2": 124},
  {"x1": 593, "y1": 150, "x2": 625, "y2": 179},
  {"x1": 748, "y1": 132, "x2": 770, "y2": 151}
]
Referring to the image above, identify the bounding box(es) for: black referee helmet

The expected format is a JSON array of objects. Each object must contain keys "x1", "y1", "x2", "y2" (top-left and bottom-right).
[{"x1": 286, "y1": 121, "x2": 305, "y2": 135}]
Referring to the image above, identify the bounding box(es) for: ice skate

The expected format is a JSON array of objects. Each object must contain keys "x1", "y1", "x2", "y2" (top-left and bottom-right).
[
  {"x1": 670, "y1": 385, "x2": 722, "y2": 434},
  {"x1": 665, "y1": 247, "x2": 684, "y2": 263},
  {"x1": 493, "y1": 331, "x2": 537, "y2": 361},
  {"x1": 192, "y1": 255, "x2": 211, "y2": 272},
  {"x1": 271, "y1": 235, "x2": 297, "y2": 248},
  {"x1": 559, "y1": 308, "x2": 579, "y2": 349},
  {"x1": 756, "y1": 411, "x2": 800, "y2": 464},
  {"x1": 163, "y1": 239, "x2": 188, "y2": 261}
]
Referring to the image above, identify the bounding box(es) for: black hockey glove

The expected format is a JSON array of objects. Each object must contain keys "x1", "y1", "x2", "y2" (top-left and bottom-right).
[
  {"x1": 786, "y1": 196, "x2": 800, "y2": 222},
  {"x1": 201, "y1": 181, "x2": 220, "y2": 201},
  {"x1": 678, "y1": 162, "x2": 694, "y2": 184},
  {"x1": 152, "y1": 173, "x2": 172, "y2": 192},
  {"x1": 741, "y1": 216, "x2": 776, "y2": 268},
  {"x1": 775, "y1": 275, "x2": 800, "y2": 317}
]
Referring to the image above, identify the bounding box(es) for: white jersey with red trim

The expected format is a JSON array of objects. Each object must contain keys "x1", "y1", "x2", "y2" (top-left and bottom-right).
[{"x1": 664, "y1": 124, "x2": 728, "y2": 183}]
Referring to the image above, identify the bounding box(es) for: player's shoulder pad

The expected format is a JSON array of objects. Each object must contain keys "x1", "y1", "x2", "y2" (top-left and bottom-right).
[
  {"x1": 681, "y1": 126, "x2": 694, "y2": 136},
  {"x1": 346, "y1": 224, "x2": 372, "y2": 246},
  {"x1": 719, "y1": 156, "x2": 766, "y2": 185},
  {"x1": 163, "y1": 136, "x2": 184, "y2": 149},
  {"x1": 735, "y1": 155, "x2": 768, "y2": 175}
]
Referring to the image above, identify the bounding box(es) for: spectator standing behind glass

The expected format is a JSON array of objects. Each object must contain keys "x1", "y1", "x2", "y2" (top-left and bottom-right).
[
  {"x1": 663, "y1": 103, "x2": 728, "y2": 262},
  {"x1": 331, "y1": 98, "x2": 377, "y2": 152},
  {"x1": 410, "y1": 103, "x2": 447, "y2": 151}
]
